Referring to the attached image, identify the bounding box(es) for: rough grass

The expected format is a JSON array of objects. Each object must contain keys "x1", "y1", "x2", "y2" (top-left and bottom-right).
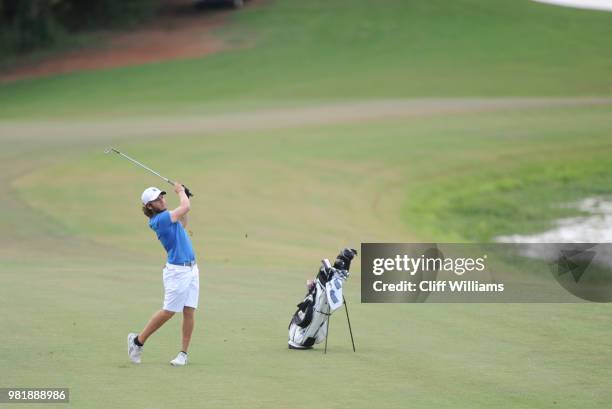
[{"x1": 1, "y1": 0, "x2": 612, "y2": 118}]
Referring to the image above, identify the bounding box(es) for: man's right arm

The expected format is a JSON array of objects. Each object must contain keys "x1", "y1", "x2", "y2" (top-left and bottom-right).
[{"x1": 170, "y1": 182, "x2": 191, "y2": 223}]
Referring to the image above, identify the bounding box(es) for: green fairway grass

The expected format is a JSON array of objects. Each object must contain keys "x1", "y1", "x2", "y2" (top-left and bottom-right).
[
  {"x1": 2, "y1": 0, "x2": 612, "y2": 408},
  {"x1": 3, "y1": 101, "x2": 612, "y2": 409},
  {"x1": 10, "y1": 103, "x2": 612, "y2": 261}
]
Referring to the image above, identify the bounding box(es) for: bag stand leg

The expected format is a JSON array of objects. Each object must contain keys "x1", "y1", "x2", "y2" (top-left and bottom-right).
[
  {"x1": 344, "y1": 296, "x2": 356, "y2": 352},
  {"x1": 324, "y1": 317, "x2": 330, "y2": 354},
  {"x1": 324, "y1": 296, "x2": 356, "y2": 354}
]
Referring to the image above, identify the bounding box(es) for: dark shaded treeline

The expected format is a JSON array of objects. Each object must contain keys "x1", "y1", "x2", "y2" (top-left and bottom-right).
[{"x1": 0, "y1": 0, "x2": 157, "y2": 54}]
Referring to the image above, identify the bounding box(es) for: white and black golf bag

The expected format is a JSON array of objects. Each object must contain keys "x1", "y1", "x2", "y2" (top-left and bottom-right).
[{"x1": 288, "y1": 248, "x2": 357, "y2": 350}]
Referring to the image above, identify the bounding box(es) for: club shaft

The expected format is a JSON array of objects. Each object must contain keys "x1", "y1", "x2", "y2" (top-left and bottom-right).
[{"x1": 111, "y1": 148, "x2": 174, "y2": 186}]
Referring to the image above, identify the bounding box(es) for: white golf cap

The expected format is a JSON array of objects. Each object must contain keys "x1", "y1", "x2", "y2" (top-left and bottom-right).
[{"x1": 141, "y1": 187, "x2": 166, "y2": 205}]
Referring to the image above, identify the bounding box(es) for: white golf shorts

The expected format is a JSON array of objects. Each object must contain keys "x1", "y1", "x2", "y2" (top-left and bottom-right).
[{"x1": 162, "y1": 263, "x2": 199, "y2": 313}]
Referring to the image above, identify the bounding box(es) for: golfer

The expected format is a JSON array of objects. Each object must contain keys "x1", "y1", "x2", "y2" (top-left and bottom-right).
[{"x1": 127, "y1": 182, "x2": 199, "y2": 366}]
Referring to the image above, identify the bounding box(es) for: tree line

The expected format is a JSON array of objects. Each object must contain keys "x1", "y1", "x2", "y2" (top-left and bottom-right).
[{"x1": 1, "y1": 0, "x2": 157, "y2": 55}]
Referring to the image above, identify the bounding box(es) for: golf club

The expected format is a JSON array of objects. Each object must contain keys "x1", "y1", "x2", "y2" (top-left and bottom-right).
[{"x1": 104, "y1": 147, "x2": 193, "y2": 197}]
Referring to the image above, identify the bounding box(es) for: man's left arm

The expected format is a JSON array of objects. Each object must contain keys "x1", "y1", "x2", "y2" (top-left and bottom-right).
[{"x1": 180, "y1": 213, "x2": 188, "y2": 228}]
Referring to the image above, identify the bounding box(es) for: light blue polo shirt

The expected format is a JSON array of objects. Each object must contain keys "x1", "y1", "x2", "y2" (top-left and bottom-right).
[{"x1": 149, "y1": 210, "x2": 195, "y2": 265}]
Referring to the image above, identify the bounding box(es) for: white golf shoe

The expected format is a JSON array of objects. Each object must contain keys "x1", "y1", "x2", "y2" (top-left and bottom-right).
[
  {"x1": 170, "y1": 351, "x2": 188, "y2": 366},
  {"x1": 127, "y1": 333, "x2": 143, "y2": 364}
]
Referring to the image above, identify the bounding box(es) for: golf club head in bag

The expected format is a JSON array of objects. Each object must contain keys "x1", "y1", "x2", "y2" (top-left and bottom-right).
[{"x1": 287, "y1": 248, "x2": 357, "y2": 350}]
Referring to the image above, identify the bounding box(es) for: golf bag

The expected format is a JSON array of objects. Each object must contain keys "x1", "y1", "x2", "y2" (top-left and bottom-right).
[{"x1": 288, "y1": 248, "x2": 357, "y2": 349}]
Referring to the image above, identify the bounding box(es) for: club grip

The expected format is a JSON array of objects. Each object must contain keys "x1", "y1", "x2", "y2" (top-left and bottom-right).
[{"x1": 183, "y1": 185, "x2": 194, "y2": 198}]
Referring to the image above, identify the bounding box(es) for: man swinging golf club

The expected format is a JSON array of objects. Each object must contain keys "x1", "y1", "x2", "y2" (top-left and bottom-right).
[{"x1": 127, "y1": 182, "x2": 198, "y2": 366}]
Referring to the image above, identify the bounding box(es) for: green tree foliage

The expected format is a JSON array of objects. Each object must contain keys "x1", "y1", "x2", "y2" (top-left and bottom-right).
[{"x1": 0, "y1": 0, "x2": 157, "y2": 54}]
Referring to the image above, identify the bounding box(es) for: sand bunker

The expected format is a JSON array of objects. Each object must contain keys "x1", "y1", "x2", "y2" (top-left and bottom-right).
[
  {"x1": 533, "y1": 0, "x2": 612, "y2": 12},
  {"x1": 497, "y1": 197, "x2": 612, "y2": 243}
]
